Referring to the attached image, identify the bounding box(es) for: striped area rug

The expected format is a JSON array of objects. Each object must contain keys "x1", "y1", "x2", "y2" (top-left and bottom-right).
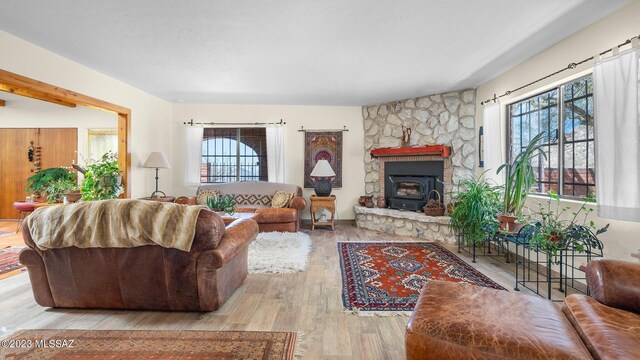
[
  {"x1": 0, "y1": 247, "x2": 26, "y2": 280},
  {"x1": 1, "y1": 329, "x2": 298, "y2": 359}
]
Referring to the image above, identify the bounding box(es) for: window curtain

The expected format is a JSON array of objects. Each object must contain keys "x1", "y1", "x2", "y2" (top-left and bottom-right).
[
  {"x1": 266, "y1": 125, "x2": 285, "y2": 183},
  {"x1": 483, "y1": 103, "x2": 504, "y2": 185},
  {"x1": 593, "y1": 46, "x2": 640, "y2": 222},
  {"x1": 184, "y1": 126, "x2": 203, "y2": 187}
]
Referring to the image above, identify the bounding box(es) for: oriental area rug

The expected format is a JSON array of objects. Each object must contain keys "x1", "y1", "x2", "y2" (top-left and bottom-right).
[
  {"x1": 339, "y1": 241, "x2": 505, "y2": 316},
  {"x1": 1, "y1": 329, "x2": 297, "y2": 360},
  {"x1": 0, "y1": 247, "x2": 26, "y2": 280}
]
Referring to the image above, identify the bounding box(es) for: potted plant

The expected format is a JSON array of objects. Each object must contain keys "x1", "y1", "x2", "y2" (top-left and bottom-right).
[
  {"x1": 527, "y1": 191, "x2": 609, "y2": 259},
  {"x1": 496, "y1": 132, "x2": 546, "y2": 232},
  {"x1": 26, "y1": 167, "x2": 76, "y2": 201},
  {"x1": 81, "y1": 151, "x2": 124, "y2": 201},
  {"x1": 449, "y1": 172, "x2": 502, "y2": 246},
  {"x1": 206, "y1": 195, "x2": 236, "y2": 215},
  {"x1": 42, "y1": 178, "x2": 79, "y2": 204}
]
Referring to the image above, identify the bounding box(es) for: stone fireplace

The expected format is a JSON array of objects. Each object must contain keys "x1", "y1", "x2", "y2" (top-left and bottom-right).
[{"x1": 356, "y1": 89, "x2": 476, "y2": 243}]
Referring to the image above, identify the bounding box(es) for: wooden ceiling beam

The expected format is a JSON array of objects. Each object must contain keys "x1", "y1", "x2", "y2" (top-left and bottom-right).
[
  {"x1": 0, "y1": 99, "x2": 5, "y2": 107},
  {"x1": 0, "y1": 69, "x2": 129, "y2": 114},
  {"x1": 0, "y1": 69, "x2": 131, "y2": 198},
  {"x1": 0, "y1": 83, "x2": 76, "y2": 108}
]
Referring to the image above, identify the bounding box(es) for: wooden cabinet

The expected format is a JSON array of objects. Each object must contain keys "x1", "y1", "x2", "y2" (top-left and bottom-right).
[{"x1": 0, "y1": 128, "x2": 77, "y2": 219}]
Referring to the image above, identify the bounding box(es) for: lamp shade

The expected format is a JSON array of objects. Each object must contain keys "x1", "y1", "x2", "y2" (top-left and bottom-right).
[
  {"x1": 143, "y1": 152, "x2": 171, "y2": 169},
  {"x1": 310, "y1": 159, "x2": 335, "y2": 177}
]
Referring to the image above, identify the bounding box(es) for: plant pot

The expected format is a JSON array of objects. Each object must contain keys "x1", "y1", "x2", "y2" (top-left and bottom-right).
[
  {"x1": 65, "y1": 190, "x2": 82, "y2": 203},
  {"x1": 358, "y1": 196, "x2": 367, "y2": 206},
  {"x1": 363, "y1": 196, "x2": 374, "y2": 208},
  {"x1": 546, "y1": 231, "x2": 563, "y2": 243},
  {"x1": 497, "y1": 214, "x2": 520, "y2": 233}
]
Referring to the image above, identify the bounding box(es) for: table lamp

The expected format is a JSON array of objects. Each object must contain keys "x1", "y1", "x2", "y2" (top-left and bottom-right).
[
  {"x1": 310, "y1": 159, "x2": 336, "y2": 197},
  {"x1": 143, "y1": 152, "x2": 171, "y2": 198}
]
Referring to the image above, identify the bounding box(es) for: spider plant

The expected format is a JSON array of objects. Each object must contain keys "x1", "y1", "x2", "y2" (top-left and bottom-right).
[
  {"x1": 449, "y1": 172, "x2": 502, "y2": 246},
  {"x1": 497, "y1": 132, "x2": 546, "y2": 218}
]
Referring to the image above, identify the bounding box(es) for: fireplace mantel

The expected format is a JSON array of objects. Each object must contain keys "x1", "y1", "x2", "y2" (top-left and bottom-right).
[{"x1": 370, "y1": 145, "x2": 450, "y2": 158}]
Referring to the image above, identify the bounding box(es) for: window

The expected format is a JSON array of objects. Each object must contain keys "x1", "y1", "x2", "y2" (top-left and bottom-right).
[
  {"x1": 508, "y1": 75, "x2": 595, "y2": 198},
  {"x1": 201, "y1": 128, "x2": 268, "y2": 183},
  {"x1": 87, "y1": 129, "x2": 118, "y2": 160}
]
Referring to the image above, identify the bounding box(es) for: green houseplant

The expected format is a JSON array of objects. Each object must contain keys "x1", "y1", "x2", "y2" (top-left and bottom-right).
[
  {"x1": 449, "y1": 172, "x2": 502, "y2": 246},
  {"x1": 26, "y1": 167, "x2": 76, "y2": 200},
  {"x1": 496, "y1": 132, "x2": 546, "y2": 232},
  {"x1": 528, "y1": 191, "x2": 608, "y2": 259},
  {"x1": 81, "y1": 152, "x2": 123, "y2": 201},
  {"x1": 206, "y1": 195, "x2": 236, "y2": 215},
  {"x1": 43, "y1": 178, "x2": 79, "y2": 204}
]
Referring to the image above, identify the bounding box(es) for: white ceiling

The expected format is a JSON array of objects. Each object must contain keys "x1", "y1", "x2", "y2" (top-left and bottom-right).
[{"x1": 0, "y1": 0, "x2": 629, "y2": 106}]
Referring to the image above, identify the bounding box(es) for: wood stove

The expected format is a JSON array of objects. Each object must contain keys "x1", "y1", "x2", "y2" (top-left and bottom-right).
[{"x1": 384, "y1": 161, "x2": 444, "y2": 212}]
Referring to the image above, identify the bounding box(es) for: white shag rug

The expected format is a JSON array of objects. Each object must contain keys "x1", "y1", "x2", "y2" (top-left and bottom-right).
[{"x1": 248, "y1": 232, "x2": 312, "y2": 274}]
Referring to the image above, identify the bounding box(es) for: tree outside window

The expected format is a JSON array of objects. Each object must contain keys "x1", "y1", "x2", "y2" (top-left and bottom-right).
[{"x1": 508, "y1": 75, "x2": 595, "y2": 199}]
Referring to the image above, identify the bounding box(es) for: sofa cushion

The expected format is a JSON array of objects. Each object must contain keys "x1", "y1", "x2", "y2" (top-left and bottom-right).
[
  {"x1": 196, "y1": 189, "x2": 219, "y2": 206},
  {"x1": 563, "y1": 294, "x2": 640, "y2": 360},
  {"x1": 406, "y1": 281, "x2": 592, "y2": 360},
  {"x1": 271, "y1": 191, "x2": 294, "y2": 208},
  {"x1": 254, "y1": 208, "x2": 297, "y2": 223},
  {"x1": 230, "y1": 193, "x2": 273, "y2": 206}
]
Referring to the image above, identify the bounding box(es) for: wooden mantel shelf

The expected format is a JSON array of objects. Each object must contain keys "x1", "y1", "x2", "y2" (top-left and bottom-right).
[{"x1": 370, "y1": 145, "x2": 451, "y2": 158}]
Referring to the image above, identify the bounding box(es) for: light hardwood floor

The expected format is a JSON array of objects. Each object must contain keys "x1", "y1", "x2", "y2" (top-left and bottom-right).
[{"x1": 0, "y1": 221, "x2": 539, "y2": 359}]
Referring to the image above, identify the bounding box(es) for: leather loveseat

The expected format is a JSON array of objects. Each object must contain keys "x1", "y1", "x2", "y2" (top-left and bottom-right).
[
  {"x1": 406, "y1": 259, "x2": 640, "y2": 360},
  {"x1": 20, "y1": 206, "x2": 258, "y2": 312},
  {"x1": 176, "y1": 181, "x2": 307, "y2": 232}
]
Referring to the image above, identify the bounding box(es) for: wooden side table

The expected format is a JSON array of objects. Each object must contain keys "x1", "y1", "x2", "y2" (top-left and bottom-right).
[{"x1": 310, "y1": 195, "x2": 336, "y2": 230}]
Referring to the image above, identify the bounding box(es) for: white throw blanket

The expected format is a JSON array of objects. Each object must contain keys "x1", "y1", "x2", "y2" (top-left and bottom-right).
[{"x1": 26, "y1": 199, "x2": 206, "y2": 252}]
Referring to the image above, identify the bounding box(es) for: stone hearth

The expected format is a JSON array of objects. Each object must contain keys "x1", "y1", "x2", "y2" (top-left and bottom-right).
[{"x1": 354, "y1": 206, "x2": 455, "y2": 243}]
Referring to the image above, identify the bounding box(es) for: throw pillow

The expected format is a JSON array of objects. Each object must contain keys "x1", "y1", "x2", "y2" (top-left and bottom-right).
[
  {"x1": 271, "y1": 191, "x2": 294, "y2": 208},
  {"x1": 196, "y1": 189, "x2": 220, "y2": 206}
]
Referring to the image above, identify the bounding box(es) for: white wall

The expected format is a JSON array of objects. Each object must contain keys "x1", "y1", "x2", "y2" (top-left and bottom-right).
[
  {"x1": 475, "y1": 0, "x2": 640, "y2": 261},
  {"x1": 0, "y1": 29, "x2": 173, "y2": 198},
  {"x1": 172, "y1": 104, "x2": 364, "y2": 219}
]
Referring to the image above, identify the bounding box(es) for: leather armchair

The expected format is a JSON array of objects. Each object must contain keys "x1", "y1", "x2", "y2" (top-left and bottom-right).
[
  {"x1": 562, "y1": 259, "x2": 640, "y2": 360},
  {"x1": 20, "y1": 210, "x2": 258, "y2": 311}
]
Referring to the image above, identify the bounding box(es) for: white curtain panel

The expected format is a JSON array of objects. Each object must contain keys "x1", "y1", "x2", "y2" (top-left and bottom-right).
[
  {"x1": 184, "y1": 126, "x2": 203, "y2": 187},
  {"x1": 483, "y1": 103, "x2": 504, "y2": 185},
  {"x1": 266, "y1": 125, "x2": 285, "y2": 183},
  {"x1": 593, "y1": 46, "x2": 640, "y2": 222}
]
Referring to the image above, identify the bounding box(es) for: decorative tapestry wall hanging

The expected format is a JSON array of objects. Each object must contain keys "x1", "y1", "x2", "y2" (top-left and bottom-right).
[{"x1": 304, "y1": 131, "x2": 342, "y2": 188}]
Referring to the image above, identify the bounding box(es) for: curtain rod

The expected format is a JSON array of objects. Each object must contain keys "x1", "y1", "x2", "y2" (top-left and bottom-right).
[
  {"x1": 480, "y1": 34, "x2": 640, "y2": 105},
  {"x1": 183, "y1": 119, "x2": 286, "y2": 126},
  {"x1": 297, "y1": 126, "x2": 349, "y2": 132}
]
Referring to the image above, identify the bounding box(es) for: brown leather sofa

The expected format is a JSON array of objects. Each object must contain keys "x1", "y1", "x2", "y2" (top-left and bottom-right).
[
  {"x1": 406, "y1": 259, "x2": 640, "y2": 360},
  {"x1": 176, "y1": 181, "x2": 307, "y2": 232},
  {"x1": 19, "y1": 209, "x2": 258, "y2": 312}
]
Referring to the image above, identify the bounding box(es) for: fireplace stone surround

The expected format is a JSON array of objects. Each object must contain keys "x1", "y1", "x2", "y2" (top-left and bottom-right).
[
  {"x1": 358, "y1": 89, "x2": 476, "y2": 241},
  {"x1": 355, "y1": 149, "x2": 455, "y2": 242}
]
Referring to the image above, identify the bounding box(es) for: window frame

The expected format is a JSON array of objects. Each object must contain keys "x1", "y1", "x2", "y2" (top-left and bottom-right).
[
  {"x1": 201, "y1": 127, "x2": 268, "y2": 184},
  {"x1": 505, "y1": 73, "x2": 595, "y2": 200}
]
